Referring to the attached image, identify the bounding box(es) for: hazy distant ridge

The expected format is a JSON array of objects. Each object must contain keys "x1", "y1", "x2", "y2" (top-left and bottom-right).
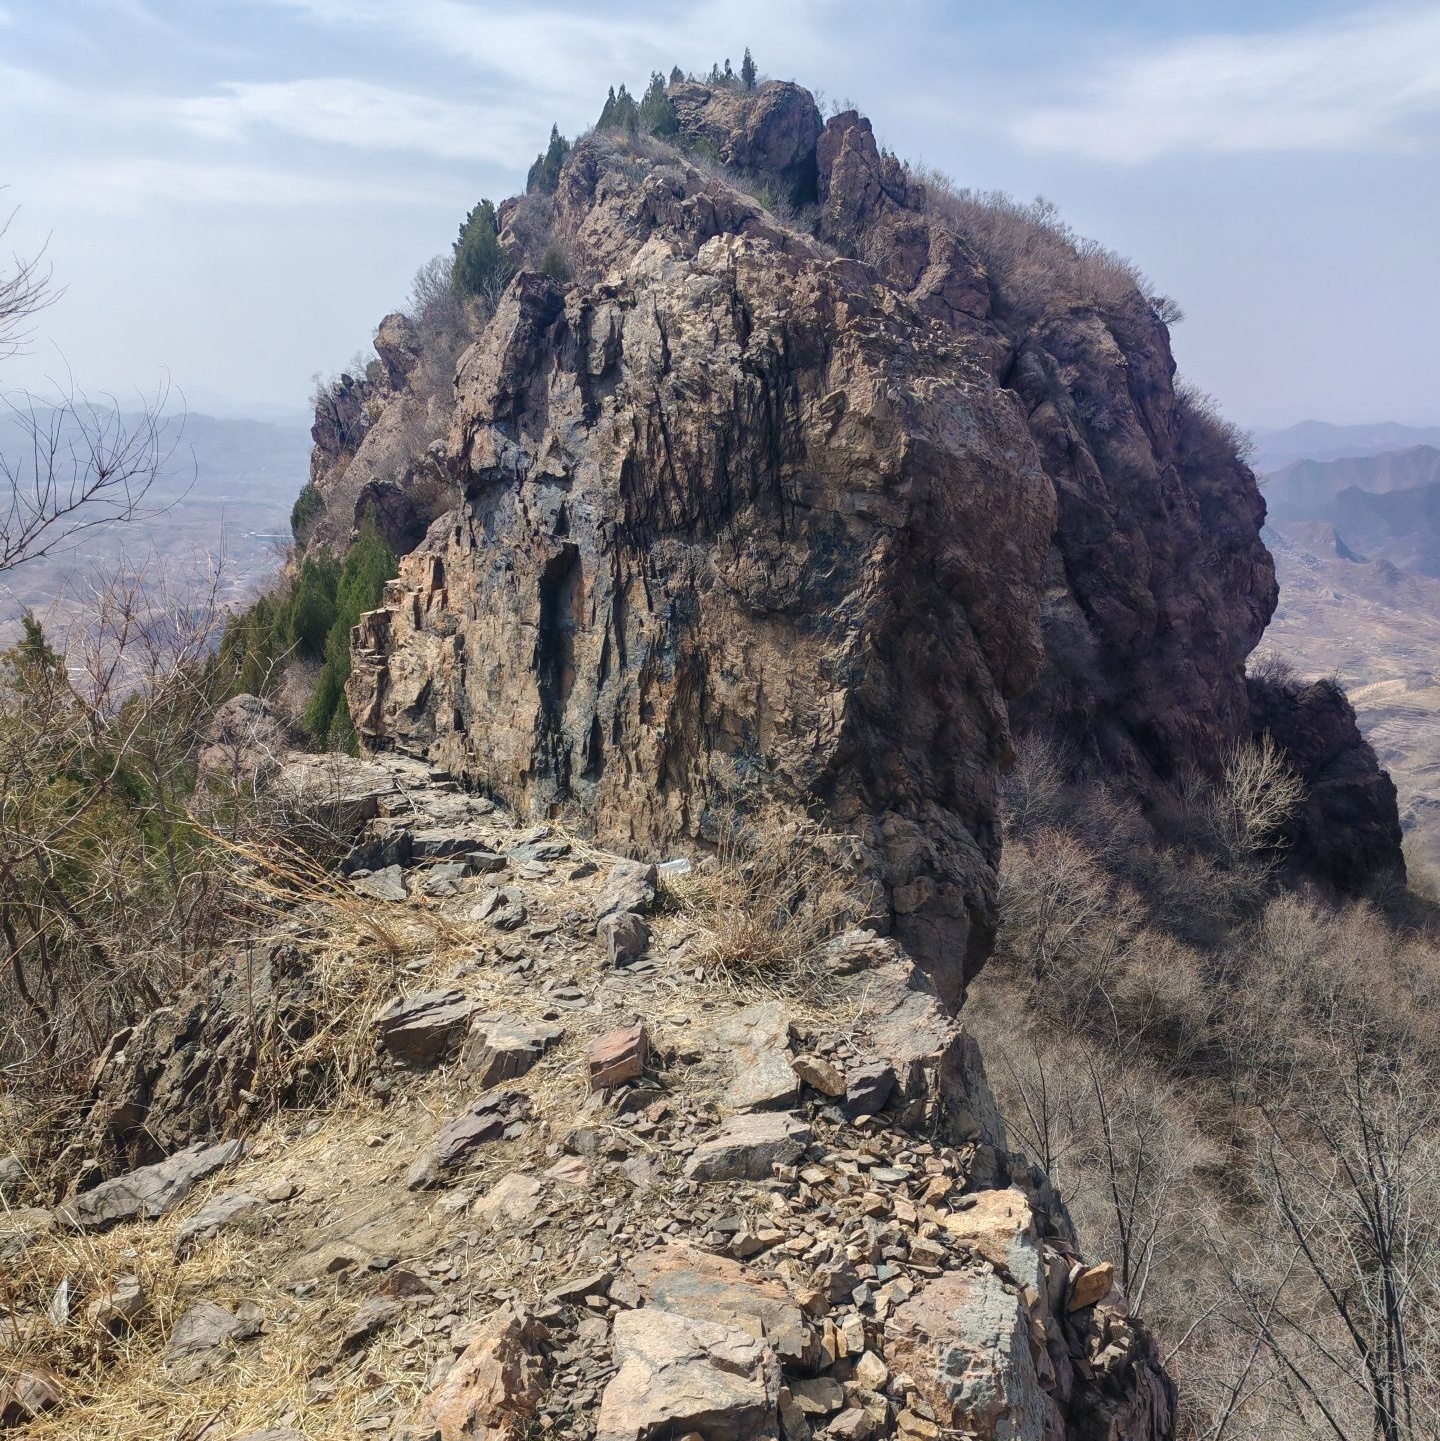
[{"x1": 1253, "y1": 420, "x2": 1440, "y2": 472}]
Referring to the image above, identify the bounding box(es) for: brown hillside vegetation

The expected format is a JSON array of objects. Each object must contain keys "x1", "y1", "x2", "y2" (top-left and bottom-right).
[{"x1": 968, "y1": 731, "x2": 1440, "y2": 1440}]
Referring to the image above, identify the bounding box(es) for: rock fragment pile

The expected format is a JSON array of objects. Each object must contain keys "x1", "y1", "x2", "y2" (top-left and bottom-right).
[{"x1": 9, "y1": 754, "x2": 1173, "y2": 1439}]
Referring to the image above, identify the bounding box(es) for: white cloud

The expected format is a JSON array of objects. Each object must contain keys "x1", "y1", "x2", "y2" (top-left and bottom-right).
[
  {"x1": 266, "y1": 0, "x2": 828, "y2": 114},
  {"x1": 0, "y1": 62, "x2": 63, "y2": 106},
  {"x1": 175, "y1": 78, "x2": 528, "y2": 161},
  {"x1": 1013, "y1": 6, "x2": 1440, "y2": 162},
  {"x1": 35, "y1": 158, "x2": 453, "y2": 215}
]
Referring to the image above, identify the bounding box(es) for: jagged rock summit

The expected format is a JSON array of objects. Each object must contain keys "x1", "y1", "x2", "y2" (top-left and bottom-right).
[{"x1": 345, "y1": 78, "x2": 1350, "y2": 1005}]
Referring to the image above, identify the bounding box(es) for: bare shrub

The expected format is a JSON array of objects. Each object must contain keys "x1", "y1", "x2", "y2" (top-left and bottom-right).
[
  {"x1": 676, "y1": 804, "x2": 876, "y2": 994},
  {"x1": 1247, "y1": 648, "x2": 1298, "y2": 691},
  {"x1": 916, "y1": 172, "x2": 1151, "y2": 326},
  {"x1": 1176, "y1": 378, "x2": 1257, "y2": 468},
  {"x1": 405, "y1": 254, "x2": 469, "y2": 408},
  {"x1": 1192, "y1": 735, "x2": 1304, "y2": 888},
  {"x1": 999, "y1": 730, "x2": 1069, "y2": 838},
  {"x1": 975, "y1": 728, "x2": 1440, "y2": 1439},
  {"x1": 999, "y1": 828, "x2": 1140, "y2": 993},
  {"x1": 0, "y1": 557, "x2": 233, "y2": 1096},
  {"x1": 0, "y1": 204, "x2": 54, "y2": 360}
]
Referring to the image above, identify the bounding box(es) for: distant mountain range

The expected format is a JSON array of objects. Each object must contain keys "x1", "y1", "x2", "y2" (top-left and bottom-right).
[
  {"x1": 1252, "y1": 420, "x2": 1440, "y2": 473},
  {"x1": 1258, "y1": 424, "x2": 1440, "y2": 876},
  {"x1": 1264, "y1": 444, "x2": 1440, "y2": 577},
  {"x1": 0, "y1": 408, "x2": 311, "y2": 636}
]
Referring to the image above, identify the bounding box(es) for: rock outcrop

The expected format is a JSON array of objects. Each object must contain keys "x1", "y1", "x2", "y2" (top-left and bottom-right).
[
  {"x1": 347, "y1": 91, "x2": 1067, "y2": 1005},
  {"x1": 1248, "y1": 671, "x2": 1406, "y2": 893},
  {"x1": 344, "y1": 77, "x2": 1400, "y2": 997}
]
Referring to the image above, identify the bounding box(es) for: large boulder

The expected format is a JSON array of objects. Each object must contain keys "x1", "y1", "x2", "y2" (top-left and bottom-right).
[
  {"x1": 1248, "y1": 672, "x2": 1406, "y2": 893},
  {"x1": 886, "y1": 1269, "x2": 1064, "y2": 1441},
  {"x1": 668, "y1": 78, "x2": 824, "y2": 203},
  {"x1": 595, "y1": 1306, "x2": 777, "y2": 1441}
]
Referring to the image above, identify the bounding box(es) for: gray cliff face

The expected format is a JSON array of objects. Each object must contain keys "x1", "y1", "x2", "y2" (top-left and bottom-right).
[
  {"x1": 349, "y1": 201, "x2": 1059, "y2": 1006},
  {"x1": 343, "y1": 79, "x2": 1398, "y2": 1003}
]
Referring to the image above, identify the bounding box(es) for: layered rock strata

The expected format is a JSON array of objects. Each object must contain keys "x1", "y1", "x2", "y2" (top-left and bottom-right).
[{"x1": 345, "y1": 80, "x2": 1400, "y2": 995}]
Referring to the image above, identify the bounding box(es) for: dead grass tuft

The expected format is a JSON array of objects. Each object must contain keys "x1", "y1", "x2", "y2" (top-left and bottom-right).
[{"x1": 667, "y1": 805, "x2": 876, "y2": 996}]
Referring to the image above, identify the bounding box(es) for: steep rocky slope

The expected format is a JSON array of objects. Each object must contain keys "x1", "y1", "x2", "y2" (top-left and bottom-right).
[
  {"x1": 9, "y1": 74, "x2": 1412, "y2": 1441},
  {"x1": 6, "y1": 754, "x2": 1173, "y2": 1440},
  {"x1": 340, "y1": 79, "x2": 1392, "y2": 1004}
]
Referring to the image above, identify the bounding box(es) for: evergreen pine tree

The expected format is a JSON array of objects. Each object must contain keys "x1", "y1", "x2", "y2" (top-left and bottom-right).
[
  {"x1": 639, "y1": 73, "x2": 677, "y2": 137},
  {"x1": 286, "y1": 555, "x2": 340, "y2": 661},
  {"x1": 526, "y1": 125, "x2": 572, "y2": 194},
  {"x1": 303, "y1": 515, "x2": 396, "y2": 745},
  {"x1": 452, "y1": 199, "x2": 510, "y2": 300},
  {"x1": 740, "y1": 48, "x2": 757, "y2": 90},
  {"x1": 596, "y1": 85, "x2": 618, "y2": 129}
]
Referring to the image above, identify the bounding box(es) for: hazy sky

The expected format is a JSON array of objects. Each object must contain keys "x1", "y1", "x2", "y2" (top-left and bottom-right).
[{"x1": 3, "y1": 0, "x2": 1437, "y2": 427}]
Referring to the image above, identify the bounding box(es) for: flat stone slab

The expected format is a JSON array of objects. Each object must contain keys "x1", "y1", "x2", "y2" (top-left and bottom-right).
[
  {"x1": 596, "y1": 1305, "x2": 773, "y2": 1441},
  {"x1": 684, "y1": 1113, "x2": 810, "y2": 1183},
  {"x1": 374, "y1": 989, "x2": 476, "y2": 1066},
  {"x1": 714, "y1": 1002, "x2": 797, "y2": 1113},
  {"x1": 434, "y1": 1090, "x2": 533, "y2": 1169},
  {"x1": 411, "y1": 829, "x2": 505, "y2": 863},
  {"x1": 474, "y1": 1172, "x2": 545, "y2": 1226},
  {"x1": 461, "y1": 1018, "x2": 564, "y2": 1086},
  {"x1": 629, "y1": 1242, "x2": 812, "y2": 1366},
  {"x1": 350, "y1": 865, "x2": 408, "y2": 902},
  {"x1": 174, "y1": 1190, "x2": 267, "y2": 1257},
  {"x1": 164, "y1": 1299, "x2": 250, "y2": 1382},
  {"x1": 67, "y1": 1140, "x2": 246, "y2": 1231}
]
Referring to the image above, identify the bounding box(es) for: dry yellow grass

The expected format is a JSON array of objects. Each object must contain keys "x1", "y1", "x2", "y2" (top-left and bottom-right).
[
  {"x1": 657, "y1": 805, "x2": 877, "y2": 999},
  {"x1": 3, "y1": 796, "x2": 897, "y2": 1440}
]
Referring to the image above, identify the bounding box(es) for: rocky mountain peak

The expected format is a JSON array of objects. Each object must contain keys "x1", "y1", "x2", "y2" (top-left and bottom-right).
[{"x1": 341, "y1": 78, "x2": 1402, "y2": 1008}]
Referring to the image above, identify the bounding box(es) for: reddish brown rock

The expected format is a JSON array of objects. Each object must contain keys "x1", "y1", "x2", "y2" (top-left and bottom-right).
[
  {"x1": 789, "y1": 1053, "x2": 846, "y2": 1098},
  {"x1": 422, "y1": 1305, "x2": 546, "y2": 1441},
  {"x1": 1067, "y1": 1261, "x2": 1116, "y2": 1313},
  {"x1": 588, "y1": 1024, "x2": 649, "y2": 1091}
]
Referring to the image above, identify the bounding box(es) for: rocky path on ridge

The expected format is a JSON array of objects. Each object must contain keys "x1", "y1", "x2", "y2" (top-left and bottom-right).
[{"x1": 3, "y1": 753, "x2": 1172, "y2": 1441}]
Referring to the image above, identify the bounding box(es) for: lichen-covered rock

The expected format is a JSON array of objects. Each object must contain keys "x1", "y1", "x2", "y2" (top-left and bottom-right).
[
  {"x1": 886, "y1": 1269, "x2": 1064, "y2": 1441},
  {"x1": 596, "y1": 1306, "x2": 778, "y2": 1441}
]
